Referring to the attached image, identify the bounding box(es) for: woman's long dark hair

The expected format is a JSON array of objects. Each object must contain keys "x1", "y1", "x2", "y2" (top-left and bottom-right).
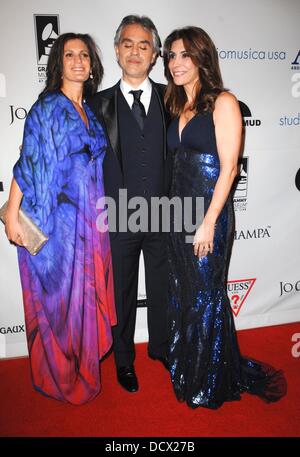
[
  {"x1": 163, "y1": 27, "x2": 226, "y2": 117},
  {"x1": 40, "y1": 33, "x2": 103, "y2": 97}
]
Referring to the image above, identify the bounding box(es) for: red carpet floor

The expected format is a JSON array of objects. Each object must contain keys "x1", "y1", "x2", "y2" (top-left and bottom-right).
[{"x1": 0, "y1": 322, "x2": 299, "y2": 437}]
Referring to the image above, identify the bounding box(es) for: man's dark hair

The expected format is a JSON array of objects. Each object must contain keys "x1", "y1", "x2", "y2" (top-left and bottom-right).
[{"x1": 114, "y1": 15, "x2": 161, "y2": 55}]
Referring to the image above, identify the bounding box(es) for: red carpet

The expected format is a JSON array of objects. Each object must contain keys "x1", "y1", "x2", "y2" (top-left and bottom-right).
[{"x1": 0, "y1": 323, "x2": 299, "y2": 437}]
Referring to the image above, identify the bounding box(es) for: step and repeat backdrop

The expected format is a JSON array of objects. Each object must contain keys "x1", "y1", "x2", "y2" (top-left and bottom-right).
[{"x1": 0, "y1": 0, "x2": 299, "y2": 357}]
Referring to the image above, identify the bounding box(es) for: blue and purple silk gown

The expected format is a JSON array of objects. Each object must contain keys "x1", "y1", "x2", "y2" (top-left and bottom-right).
[
  {"x1": 13, "y1": 91, "x2": 116, "y2": 405},
  {"x1": 167, "y1": 111, "x2": 287, "y2": 409}
]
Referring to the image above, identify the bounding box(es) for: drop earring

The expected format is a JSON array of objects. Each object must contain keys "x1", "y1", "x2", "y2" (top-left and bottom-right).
[{"x1": 89, "y1": 72, "x2": 93, "y2": 79}]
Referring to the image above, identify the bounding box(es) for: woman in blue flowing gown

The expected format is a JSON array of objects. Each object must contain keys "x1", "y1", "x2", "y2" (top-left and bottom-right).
[
  {"x1": 4, "y1": 33, "x2": 116, "y2": 404},
  {"x1": 163, "y1": 27, "x2": 287, "y2": 409}
]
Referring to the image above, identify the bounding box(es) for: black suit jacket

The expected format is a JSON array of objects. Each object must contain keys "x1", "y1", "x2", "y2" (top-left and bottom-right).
[{"x1": 88, "y1": 79, "x2": 172, "y2": 202}]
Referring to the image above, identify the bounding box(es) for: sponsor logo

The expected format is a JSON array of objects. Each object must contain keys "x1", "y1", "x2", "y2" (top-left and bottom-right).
[
  {"x1": 218, "y1": 48, "x2": 286, "y2": 61},
  {"x1": 280, "y1": 280, "x2": 300, "y2": 297},
  {"x1": 9, "y1": 105, "x2": 28, "y2": 125},
  {"x1": 239, "y1": 101, "x2": 261, "y2": 127},
  {"x1": 234, "y1": 156, "x2": 248, "y2": 212},
  {"x1": 291, "y1": 73, "x2": 300, "y2": 98},
  {"x1": 291, "y1": 333, "x2": 300, "y2": 358},
  {"x1": 234, "y1": 226, "x2": 271, "y2": 241},
  {"x1": 0, "y1": 325, "x2": 25, "y2": 335},
  {"x1": 34, "y1": 14, "x2": 60, "y2": 83},
  {"x1": 227, "y1": 278, "x2": 256, "y2": 317},
  {"x1": 295, "y1": 169, "x2": 300, "y2": 192},
  {"x1": 0, "y1": 73, "x2": 6, "y2": 98},
  {"x1": 291, "y1": 50, "x2": 300, "y2": 70},
  {"x1": 279, "y1": 112, "x2": 300, "y2": 126}
]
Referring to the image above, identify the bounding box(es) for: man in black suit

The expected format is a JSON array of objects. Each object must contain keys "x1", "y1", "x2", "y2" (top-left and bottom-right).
[{"x1": 88, "y1": 15, "x2": 170, "y2": 393}]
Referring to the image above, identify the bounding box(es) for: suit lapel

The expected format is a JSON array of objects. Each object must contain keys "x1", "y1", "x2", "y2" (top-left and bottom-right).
[
  {"x1": 101, "y1": 83, "x2": 123, "y2": 170},
  {"x1": 151, "y1": 81, "x2": 168, "y2": 160}
]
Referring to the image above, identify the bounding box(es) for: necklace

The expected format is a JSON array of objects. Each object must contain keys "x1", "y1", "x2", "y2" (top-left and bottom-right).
[
  {"x1": 61, "y1": 89, "x2": 89, "y2": 129},
  {"x1": 71, "y1": 100, "x2": 89, "y2": 129}
]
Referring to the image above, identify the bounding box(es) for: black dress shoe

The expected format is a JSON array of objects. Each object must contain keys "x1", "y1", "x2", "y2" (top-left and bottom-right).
[
  {"x1": 117, "y1": 365, "x2": 138, "y2": 393},
  {"x1": 148, "y1": 353, "x2": 169, "y2": 370}
]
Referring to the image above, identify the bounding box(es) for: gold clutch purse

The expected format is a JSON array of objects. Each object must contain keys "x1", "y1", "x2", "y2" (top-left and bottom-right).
[{"x1": 0, "y1": 201, "x2": 48, "y2": 255}]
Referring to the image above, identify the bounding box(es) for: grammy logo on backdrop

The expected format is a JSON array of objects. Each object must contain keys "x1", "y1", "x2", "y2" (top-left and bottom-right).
[{"x1": 34, "y1": 14, "x2": 60, "y2": 82}]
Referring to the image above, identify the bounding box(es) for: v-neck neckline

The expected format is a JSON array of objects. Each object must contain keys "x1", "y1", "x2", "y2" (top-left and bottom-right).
[
  {"x1": 178, "y1": 114, "x2": 198, "y2": 143},
  {"x1": 59, "y1": 90, "x2": 90, "y2": 132}
]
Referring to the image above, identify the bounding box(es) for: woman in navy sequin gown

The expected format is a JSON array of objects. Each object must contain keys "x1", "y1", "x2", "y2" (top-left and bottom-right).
[
  {"x1": 4, "y1": 34, "x2": 116, "y2": 404},
  {"x1": 163, "y1": 27, "x2": 286, "y2": 409}
]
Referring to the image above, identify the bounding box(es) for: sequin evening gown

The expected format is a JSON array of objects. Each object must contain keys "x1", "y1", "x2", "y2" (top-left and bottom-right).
[{"x1": 167, "y1": 111, "x2": 287, "y2": 409}]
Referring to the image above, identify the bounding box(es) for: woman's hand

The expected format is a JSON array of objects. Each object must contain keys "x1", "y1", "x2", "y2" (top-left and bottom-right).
[
  {"x1": 4, "y1": 178, "x2": 25, "y2": 246},
  {"x1": 5, "y1": 211, "x2": 26, "y2": 247},
  {"x1": 193, "y1": 221, "x2": 215, "y2": 258}
]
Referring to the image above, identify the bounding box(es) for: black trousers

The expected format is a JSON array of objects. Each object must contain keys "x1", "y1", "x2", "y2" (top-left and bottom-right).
[{"x1": 110, "y1": 230, "x2": 168, "y2": 368}]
